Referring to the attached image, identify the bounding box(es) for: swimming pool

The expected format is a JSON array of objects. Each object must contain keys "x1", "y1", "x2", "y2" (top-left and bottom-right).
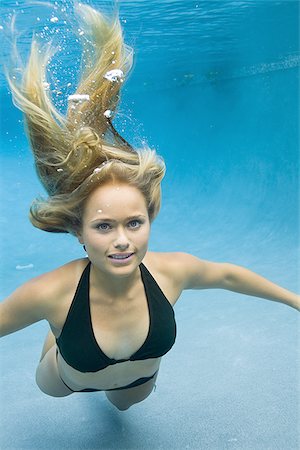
[{"x1": 0, "y1": 1, "x2": 299, "y2": 449}]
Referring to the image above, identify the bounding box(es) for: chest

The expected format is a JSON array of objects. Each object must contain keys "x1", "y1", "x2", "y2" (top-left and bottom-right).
[
  {"x1": 89, "y1": 284, "x2": 150, "y2": 359},
  {"x1": 54, "y1": 262, "x2": 177, "y2": 374},
  {"x1": 52, "y1": 261, "x2": 179, "y2": 364}
]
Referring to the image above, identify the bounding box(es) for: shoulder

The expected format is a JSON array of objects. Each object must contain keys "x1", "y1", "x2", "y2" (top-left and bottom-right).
[
  {"x1": 144, "y1": 252, "x2": 228, "y2": 291},
  {"x1": 141, "y1": 252, "x2": 203, "y2": 303},
  {"x1": 144, "y1": 251, "x2": 192, "y2": 271},
  {"x1": 0, "y1": 258, "x2": 89, "y2": 336},
  {"x1": 144, "y1": 251, "x2": 200, "y2": 281},
  {"x1": 31, "y1": 258, "x2": 88, "y2": 298},
  {"x1": 12, "y1": 258, "x2": 88, "y2": 314}
]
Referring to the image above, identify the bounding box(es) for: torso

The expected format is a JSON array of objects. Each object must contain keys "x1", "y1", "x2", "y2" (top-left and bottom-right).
[{"x1": 40, "y1": 252, "x2": 184, "y2": 390}]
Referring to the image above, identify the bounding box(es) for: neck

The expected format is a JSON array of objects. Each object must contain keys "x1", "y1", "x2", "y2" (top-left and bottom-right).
[{"x1": 89, "y1": 263, "x2": 142, "y2": 299}]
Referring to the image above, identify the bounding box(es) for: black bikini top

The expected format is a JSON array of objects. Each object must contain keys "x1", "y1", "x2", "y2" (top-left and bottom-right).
[{"x1": 56, "y1": 262, "x2": 177, "y2": 373}]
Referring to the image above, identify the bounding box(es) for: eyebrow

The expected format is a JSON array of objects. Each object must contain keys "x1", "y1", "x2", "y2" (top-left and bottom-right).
[{"x1": 90, "y1": 214, "x2": 146, "y2": 224}]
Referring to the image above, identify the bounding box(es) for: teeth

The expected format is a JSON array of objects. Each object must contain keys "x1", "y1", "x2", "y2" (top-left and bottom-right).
[{"x1": 111, "y1": 254, "x2": 132, "y2": 259}]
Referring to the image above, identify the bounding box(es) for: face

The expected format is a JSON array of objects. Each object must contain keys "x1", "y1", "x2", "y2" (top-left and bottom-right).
[{"x1": 78, "y1": 182, "x2": 151, "y2": 276}]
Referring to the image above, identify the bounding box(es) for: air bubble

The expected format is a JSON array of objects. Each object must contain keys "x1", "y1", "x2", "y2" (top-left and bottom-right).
[
  {"x1": 16, "y1": 264, "x2": 34, "y2": 270},
  {"x1": 68, "y1": 94, "x2": 90, "y2": 103},
  {"x1": 50, "y1": 17, "x2": 59, "y2": 23},
  {"x1": 104, "y1": 110, "x2": 113, "y2": 118},
  {"x1": 103, "y1": 69, "x2": 124, "y2": 83}
]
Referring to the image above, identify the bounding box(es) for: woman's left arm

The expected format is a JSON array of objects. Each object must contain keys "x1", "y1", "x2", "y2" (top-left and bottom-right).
[{"x1": 176, "y1": 253, "x2": 299, "y2": 311}]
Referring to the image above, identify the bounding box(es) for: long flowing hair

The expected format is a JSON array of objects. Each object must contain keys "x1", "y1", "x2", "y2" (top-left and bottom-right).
[{"x1": 6, "y1": 3, "x2": 165, "y2": 234}]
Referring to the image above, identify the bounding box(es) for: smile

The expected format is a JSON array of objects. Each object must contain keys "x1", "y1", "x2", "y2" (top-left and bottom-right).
[{"x1": 108, "y1": 253, "x2": 134, "y2": 260}]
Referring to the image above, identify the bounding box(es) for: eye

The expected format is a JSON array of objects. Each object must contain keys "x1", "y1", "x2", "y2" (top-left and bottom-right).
[
  {"x1": 128, "y1": 219, "x2": 142, "y2": 229},
  {"x1": 97, "y1": 223, "x2": 111, "y2": 232}
]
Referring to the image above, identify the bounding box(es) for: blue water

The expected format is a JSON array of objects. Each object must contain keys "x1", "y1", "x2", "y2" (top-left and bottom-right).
[{"x1": 0, "y1": 1, "x2": 299, "y2": 449}]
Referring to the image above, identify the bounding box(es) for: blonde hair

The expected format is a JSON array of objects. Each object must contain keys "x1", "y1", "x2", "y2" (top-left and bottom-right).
[
  {"x1": 30, "y1": 153, "x2": 165, "y2": 235},
  {"x1": 6, "y1": 3, "x2": 165, "y2": 233}
]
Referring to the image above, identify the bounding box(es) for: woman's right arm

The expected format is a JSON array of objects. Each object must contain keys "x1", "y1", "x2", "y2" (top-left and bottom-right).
[{"x1": 0, "y1": 279, "x2": 48, "y2": 337}]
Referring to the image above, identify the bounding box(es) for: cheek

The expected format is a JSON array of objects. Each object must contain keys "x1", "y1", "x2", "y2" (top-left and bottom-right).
[
  {"x1": 138, "y1": 226, "x2": 150, "y2": 244},
  {"x1": 84, "y1": 231, "x2": 107, "y2": 248}
]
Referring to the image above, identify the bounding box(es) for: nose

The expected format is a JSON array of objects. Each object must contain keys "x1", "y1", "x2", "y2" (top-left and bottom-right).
[{"x1": 113, "y1": 227, "x2": 130, "y2": 250}]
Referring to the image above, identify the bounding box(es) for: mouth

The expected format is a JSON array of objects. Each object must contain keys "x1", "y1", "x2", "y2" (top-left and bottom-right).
[{"x1": 108, "y1": 253, "x2": 134, "y2": 260}]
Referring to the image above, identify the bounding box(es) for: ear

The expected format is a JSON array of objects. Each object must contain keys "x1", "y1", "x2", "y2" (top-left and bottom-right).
[{"x1": 76, "y1": 233, "x2": 84, "y2": 245}]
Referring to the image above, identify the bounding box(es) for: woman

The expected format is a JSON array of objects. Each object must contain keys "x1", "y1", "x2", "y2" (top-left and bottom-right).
[{"x1": 1, "y1": 4, "x2": 298, "y2": 411}]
